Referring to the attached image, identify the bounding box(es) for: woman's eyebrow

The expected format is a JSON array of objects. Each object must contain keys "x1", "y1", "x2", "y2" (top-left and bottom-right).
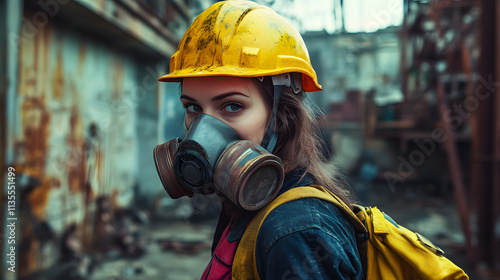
[
  {"x1": 211, "y1": 92, "x2": 249, "y2": 102},
  {"x1": 180, "y1": 94, "x2": 197, "y2": 102}
]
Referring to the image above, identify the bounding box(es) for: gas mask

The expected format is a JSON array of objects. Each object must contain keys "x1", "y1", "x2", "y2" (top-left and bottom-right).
[{"x1": 153, "y1": 113, "x2": 284, "y2": 210}]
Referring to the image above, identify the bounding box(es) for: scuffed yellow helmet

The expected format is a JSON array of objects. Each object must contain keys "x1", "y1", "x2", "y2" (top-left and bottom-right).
[{"x1": 158, "y1": 0, "x2": 322, "y2": 92}]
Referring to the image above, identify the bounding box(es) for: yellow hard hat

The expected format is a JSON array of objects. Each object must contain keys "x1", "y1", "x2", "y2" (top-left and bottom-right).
[{"x1": 158, "y1": 0, "x2": 322, "y2": 92}]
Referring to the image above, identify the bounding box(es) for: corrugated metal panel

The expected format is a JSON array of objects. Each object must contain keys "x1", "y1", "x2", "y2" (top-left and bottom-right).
[{"x1": 14, "y1": 7, "x2": 144, "y2": 275}]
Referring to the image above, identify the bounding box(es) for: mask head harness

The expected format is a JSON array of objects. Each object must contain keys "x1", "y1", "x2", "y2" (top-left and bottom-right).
[{"x1": 260, "y1": 73, "x2": 302, "y2": 152}]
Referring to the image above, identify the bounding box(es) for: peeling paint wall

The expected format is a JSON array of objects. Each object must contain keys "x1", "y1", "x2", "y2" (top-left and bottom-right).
[
  {"x1": 136, "y1": 60, "x2": 172, "y2": 203},
  {"x1": 15, "y1": 11, "x2": 142, "y2": 274},
  {"x1": 3, "y1": 0, "x2": 211, "y2": 278},
  {"x1": 1, "y1": 1, "x2": 24, "y2": 278},
  {"x1": 2, "y1": 0, "x2": 192, "y2": 274}
]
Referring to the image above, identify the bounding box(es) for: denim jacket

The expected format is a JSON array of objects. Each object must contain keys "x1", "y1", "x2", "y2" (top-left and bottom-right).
[{"x1": 210, "y1": 169, "x2": 364, "y2": 280}]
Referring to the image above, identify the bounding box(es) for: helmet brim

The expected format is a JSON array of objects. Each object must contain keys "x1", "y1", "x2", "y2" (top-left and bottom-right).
[{"x1": 158, "y1": 66, "x2": 322, "y2": 92}]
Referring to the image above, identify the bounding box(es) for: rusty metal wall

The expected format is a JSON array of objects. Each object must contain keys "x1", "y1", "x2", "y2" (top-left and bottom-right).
[
  {"x1": 0, "y1": 0, "x2": 190, "y2": 278},
  {"x1": 1, "y1": 1, "x2": 24, "y2": 279},
  {"x1": 15, "y1": 12, "x2": 140, "y2": 275}
]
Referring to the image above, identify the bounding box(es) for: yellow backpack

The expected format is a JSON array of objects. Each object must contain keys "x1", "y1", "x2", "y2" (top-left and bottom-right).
[{"x1": 233, "y1": 185, "x2": 469, "y2": 280}]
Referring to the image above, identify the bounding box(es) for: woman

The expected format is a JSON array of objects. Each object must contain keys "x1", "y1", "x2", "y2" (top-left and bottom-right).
[{"x1": 153, "y1": 1, "x2": 363, "y2": 279}]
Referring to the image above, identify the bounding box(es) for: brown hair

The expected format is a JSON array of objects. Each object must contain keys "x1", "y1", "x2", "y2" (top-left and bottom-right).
[{"x1": 254, "y1": 76, "x2": 355, "y2": 208}]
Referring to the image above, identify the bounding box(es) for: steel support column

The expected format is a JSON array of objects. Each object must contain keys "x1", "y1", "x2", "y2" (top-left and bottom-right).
[{"x1": 473, "y1": 0, "x2": 496, "y2": 271}]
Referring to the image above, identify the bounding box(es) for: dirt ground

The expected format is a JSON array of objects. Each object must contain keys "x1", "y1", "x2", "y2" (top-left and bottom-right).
[
  {"x1": 89, "y1": 181, "x2": 493, "y2": 280},
  {"x1": 89, "y1": 220, "x2": 214, "y2": 280}
]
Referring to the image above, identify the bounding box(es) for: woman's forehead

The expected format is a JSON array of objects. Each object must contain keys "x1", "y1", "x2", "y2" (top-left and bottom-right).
[{"x1": 182, "y1": 76, "x2": 261, "y2": 98}]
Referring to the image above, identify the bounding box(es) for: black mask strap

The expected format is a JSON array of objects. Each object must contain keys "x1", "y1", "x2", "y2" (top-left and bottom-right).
[
  {"x1": 261, "y1": 73, "x2": 302, "y2": 152},
  {"x1": 261, "y1": 84, "x2": 281, "y2": 152}
]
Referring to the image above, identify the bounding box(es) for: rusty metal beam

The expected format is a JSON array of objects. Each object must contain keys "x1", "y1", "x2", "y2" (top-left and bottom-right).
[
  {"x1": 493, "y1": 0, "x2": 500, "y2": 271},
  {"x1": 472, "y1": 0, "x2": 496, "y2": 270},
  {"x1": 115, "y1": 0, "x2": 180, "y2": 44},
  {"x1": 171, "y1": 0, "x2": 191, "y2": 21},
  {"x1": 436, "y1": 79, "x2": 475, "y2": 263},
  {"x1": 68, "y1": 0, "x2": 178, "y2": 58},
  {"x1": 400, "y1": 0, "x2": 409, "y2": 100}
]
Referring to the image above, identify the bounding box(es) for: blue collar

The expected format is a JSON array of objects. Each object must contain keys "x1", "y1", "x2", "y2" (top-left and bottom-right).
[{"x1": 227, "y1": 169, "x2": 314, "y2": 242}]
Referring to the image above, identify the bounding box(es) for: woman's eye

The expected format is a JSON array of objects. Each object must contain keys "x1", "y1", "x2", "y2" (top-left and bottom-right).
[
  {"x1": 224, "y1": 104, "x2": 242, "y2": 113},
  {"x1": 186, "y1": 104, "x2": 202, "y2": 113}
]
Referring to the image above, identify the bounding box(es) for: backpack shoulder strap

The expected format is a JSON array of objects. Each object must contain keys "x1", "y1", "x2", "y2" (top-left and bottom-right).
[{"x1": 232, "y1": 185, "x2": 367, "y2": 280}]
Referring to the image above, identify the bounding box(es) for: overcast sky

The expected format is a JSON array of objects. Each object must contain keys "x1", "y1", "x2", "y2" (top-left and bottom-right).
[{"x1": 266, "y1": 0, "x2": 404, "y2": 33}]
